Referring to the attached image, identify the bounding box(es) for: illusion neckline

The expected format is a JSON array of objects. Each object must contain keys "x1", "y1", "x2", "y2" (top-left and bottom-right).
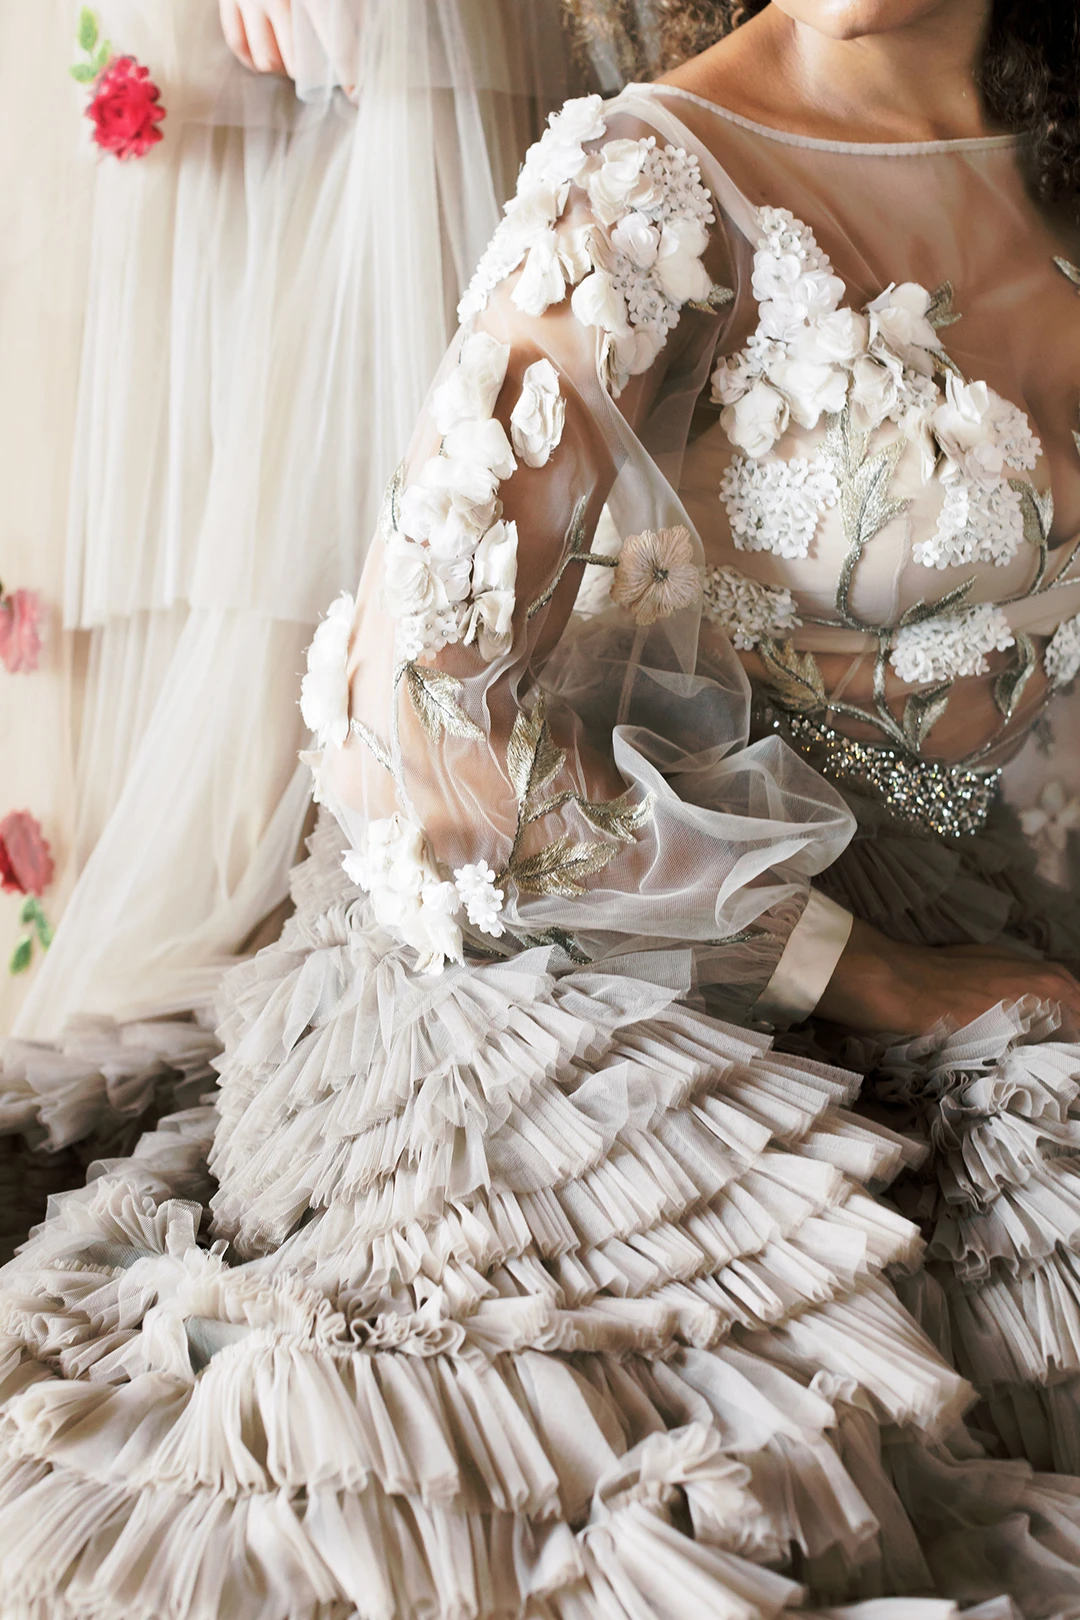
[{"x1": 629, "y1": 81, "x2": 1021, "y2": 158}]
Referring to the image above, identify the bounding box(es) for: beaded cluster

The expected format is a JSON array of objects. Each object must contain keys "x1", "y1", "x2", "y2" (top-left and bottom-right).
[{"x1": 769, "y1": 710, "x2": 1002, "y2": 839}]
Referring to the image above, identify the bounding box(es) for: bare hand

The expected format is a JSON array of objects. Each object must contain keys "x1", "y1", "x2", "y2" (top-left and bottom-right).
[
  {"x1": 219, "y1": 0, "x2": 295, "y2": 77},
  {"x1": 815, "y1": 917, "x2": 1080, "y2": 1035}
]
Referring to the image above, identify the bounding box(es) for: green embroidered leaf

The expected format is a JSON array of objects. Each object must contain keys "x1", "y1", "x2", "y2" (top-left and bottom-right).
[
  {"x1": 577, "y1": 789, "x2": 655, "y2": 843},
  {"x1": 350, "y1": 718, "x2": 393, "y2": 774},
  {"x1": 511, "y1": 834, "x2": 620, "y2": 897},
  {"x1": 521, "y1": 927, "x2": 592, "y2": 965},
  {"x1": 506, "y1": 695, "x2": 566, "y2": 808},
  {"x1": 756, "y1": 638, "x2": 827, "y2": 715},
  {"x1": 18, "y1": 898, "x2": 53, "y2": 950},
  {"x1": 69, "y1": 62, "x2": 98, "y2": 82},
  {"x1": 902, "y1": 683, "x2": 951, "y2": 749},
  {"x1": 993, "y1": 633, "x2": 1036, "y2": 721},
  {"x1": 898, "y1": 575, "x2": 976, "y2": 627},
  {"x1": 78, "y1": 8, "x2": 98, "y2": 51},
  {"x1": 9, "y1": 936, "x2": 32, "y2": 976},
  {"x1": 92, "y1": 41, "x2": 112, "y2": 73},
  {"x1": 1054, "y1": 256, "x2": 1080, "y2": 290},
  {"x1": 926, "y1": 281, "x2": 962, "y2": 329},
  {"x1": 687, "y1": 284, "x2": 735, "y2": 314},
  {"x1": 402, "y1": 663, "x2": 483, "y2": 743}
]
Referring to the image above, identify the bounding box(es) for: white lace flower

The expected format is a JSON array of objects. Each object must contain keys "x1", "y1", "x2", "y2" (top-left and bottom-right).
[
  {"x1": 1045, "y1": 612, "x2": 1080, "y2": 688},
  {"x1": 701, "y1": 566, "x2": 801, "y2": 650},
  {"x1": 889, "y1": 603, "x2": 1014, "y2": 684},
  {"x1": 867, "y1": 282, "x2": 941, "y2": 375},
  {"x1": 345, "y1": 814, "x2": 465, "y2": 974},
  {"x1": 510, "y1": 360, "x2": 565, "y2": 468},
  {"x1": 914, "y1": 477, "x2": 1026, "y2": 569},
  {"x1": 299, "y1": 591, "x2": 354, "y2": 750},
  {"x1": 720, "y1": 454, "x2": 840, "y2": 560},
  {"x1": 720, "y1": 379, "x2": 791, "y2": 459},
  {"x1": 453, "y1": 861, "x2": 506, "y2": 937},
  {"x1": 610, "y1": 525, "x2": 701, "y2": 624},
  {"x1": 431, "y1": 332, "x2": 510, "y2": 434}
]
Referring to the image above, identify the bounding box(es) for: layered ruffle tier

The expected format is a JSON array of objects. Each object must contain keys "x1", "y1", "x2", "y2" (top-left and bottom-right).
[{"x1": 3, "y1": 820, "x2": 1080, "y2": 1617}]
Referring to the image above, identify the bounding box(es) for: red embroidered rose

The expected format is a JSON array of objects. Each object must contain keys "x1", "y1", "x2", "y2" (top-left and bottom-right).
[
  {"x1": 0, "y1": 813, "x2": 54, "y2": 898},
  {"x1": 0, "y1": 588, "x2": 42, "y2": 674},
  {"x1": 86, "y1": 56, "x2": 166, "y2": 160}
]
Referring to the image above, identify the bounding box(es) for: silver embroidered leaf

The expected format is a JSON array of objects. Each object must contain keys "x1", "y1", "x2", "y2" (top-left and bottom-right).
[
  {"x1": 379, "y1": 462, "x2": 406, "y2": 542},
  {"x1": 577, "y1": 789, "x2": 655, "y2": 843},
  {"x1": 687, "y1": 284, "x2": 736, "y2": 314},
  {"x1": 511, "y1": 833, "x2": 621, "y2": 897},
  {"x1": 926, "y1": 281, "x2": 962, "y2": 329},
  {"x1": 350, "y1": 718, "x2": 393, "y2": 773},
  {"x1": 1011, "y1": 478, "x2": 1051, "y2": 590},
  {"x1": 757, "y1": 638, "x2": 827, "y2": 715},
  {"x1": 993, "y1": 633, "x2": 1036, "y2": 720},
  {"x1": 507, "y1": 694, "x2": 567, "y2": 807},
  {"x1": 823, "y1": 406, "x2": 911, "y2": 629},
  {"x1": 520, "y1": 927, "x2": 592, "y2": 964},
  {"x1": 528, "y1": 496, "x2": 590, "y2": 620},
  {"x1": 902, "y1": 683, "x2": 951, "y2": 749},
  {"x1": 402, "y1": 662, "x2": 483, "y2": 743},
  {"x1": 1054, "y1": 256, "x2": 1080, "y2": 289},
  {"x1": 898, "y1": 575, "x2": 976, "y2": 628}
]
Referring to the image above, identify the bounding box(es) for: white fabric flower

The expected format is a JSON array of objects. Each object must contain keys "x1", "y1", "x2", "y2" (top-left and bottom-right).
[
  {"x1": 510, "y1": 360, "x2": 566, "y2": 468},
  {"x1": 299, "y1": 591, "x2": 354, "y2": 750},
  {"x1": 471, "y1": 519, "x2": 518, "y2": 597},
  {"x1": 701, "y1": 566, "x2": 801, "y2": 650},
  {"x1": 454, "y1": 861, "x2": 506, "y2": 937},
  {"x1": 915, "y1": 477, "x2": 1025, "y2": 569},
  {"x1": 346, "y1": 814, "x2": 465, "y2": 974},
  {"x1": 442, "y1": 418, "x2": 517, "y2": 481},
  {"x1": 654, "y1": 218, "x2": 712, "y2": 303},
  {"x1": 1020, "y1": 780, "x2": 1080, "y2": 856},
  {"x1": 586, "y1": 137, "x2": 663, "y2": 226},
  {"x1": 610, "y1": 210, "x2": 660, "y2": 269},
  {"x1": 790, "y1": 309, "x2": 869, "y2": 367},
  {"x1": 529, "y1": 94, "x2": 606, "y2": 187},
  {"x1": 931, "y1": 376, "x2": 1004, "y2": 488},
  {"x1": 383, "y1": 535, "x2": 444, "y2": 619},
  {"x1": 867, "y1": 282, "x2": 941, "y2": 374},
  {"x1": 849, "y1": 354, "x2": 903, "y2": 430},
  {"x1": 765, "y1": 355, "x2": 849, "y2": 431},
  {"x1": 417, "y1": 453, "x2": 500, "y2": 528},
  {"x1": 512, "y1": 230, "x2": 568, "y2": 317},
  {"x1": 720, "y1": 454, "x2": 840, "y2": 560},
  {"x1": 465, "y1": 588, "x2": 516, "y2": 663},
  {"x1": 431, "y1": 332, "x2": 510, "y2": 434},
  {"x1": 571, "y1": 269, "x2": 629, "y2": 334},
  {"x1": 889, "y1": 603, "x2": 1014, "y2": 684},
  {"x1": 720, "y1": 379, "x2": 790, "y2": 459},
  {"x1": 1045, "y1": 612, "x2": 1080, "y2": 688}
]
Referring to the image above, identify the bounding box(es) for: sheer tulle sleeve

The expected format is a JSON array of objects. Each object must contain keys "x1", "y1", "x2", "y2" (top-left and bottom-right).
[{"x1": 309, "y1": 95, "x2": 855, "y2": 1018}]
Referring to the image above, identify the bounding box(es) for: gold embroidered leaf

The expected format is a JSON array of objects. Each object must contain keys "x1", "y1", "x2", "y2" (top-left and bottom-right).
[
  {"x1": 688, "y1": 284, "x2": 736, "y2": 314},
  {"x1": 506, "y1": 694, "x2": 566, "y2": 806},
  {"x1": 993, "y1": 633, "x2": 1036, "y2": 721},
  {"x1": 902, "y1": 683, "x2": 951, "y2": 749},
  {"x1": 521, "y1": 927, "x2": 592, "y2": 964},
  {"x1": 926, "y1": 281, "x2": 962, "y2": 329},
  {"x1": 577, "y1": 789, "x2": 655, "y2": 843},
  {"x1": 898, "y1": 575, "x2": 975, "y2": 627},
  {"x1": 1054, "y1": 256, "x2": 1080, "y2": 289},
  {"x1": 527, "y1": 496, "x2": 590, "y2": 620},
  {"x1": 350, "y1": 717, "x2": 393, "y2": 773},
  {"x1": 402, "y1": 663, "x2": 483, "y2": 743},
  {"x1": 511, "y1": 834, "x2": 620, "y2": 897},
  {"x1": 757, "y1": 638, "x2": 827, "y2": 715}
]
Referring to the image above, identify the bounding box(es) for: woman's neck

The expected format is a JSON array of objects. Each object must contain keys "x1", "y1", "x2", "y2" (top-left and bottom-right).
[{"x1": 661, "y1": 2, "x2": 998, "y2": 145}]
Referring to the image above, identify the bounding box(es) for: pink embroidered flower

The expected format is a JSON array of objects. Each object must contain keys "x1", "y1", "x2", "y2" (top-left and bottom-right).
[
  {"x1": 610, "y1": 525, "x2": 702, "y2": 625},
  {"x1": 0, "y1": 589, "x2": 42, "y2": 674},
  {"x1": 86, "y1": 56, "x2": 166, "y2": 160},
  {"x1": 0, "y1": 813, "x2": 54, "y2": 898}
]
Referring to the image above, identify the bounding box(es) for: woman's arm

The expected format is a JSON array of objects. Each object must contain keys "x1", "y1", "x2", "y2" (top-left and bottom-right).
[{"x1": 219, "y1": 0, "x2": 295, "y2": 77}]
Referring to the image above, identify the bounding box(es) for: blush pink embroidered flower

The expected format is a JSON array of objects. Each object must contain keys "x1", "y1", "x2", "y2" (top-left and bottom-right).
[
  {"x1": 611, "y1": 525, "x2": 702, "y2": 625},
  {"x1": 87, "y1": 56, "x2": 166, "y2": 160},
  {"x1": 0, "y1": 589, "x2": 42, "y2": 674},
  {"x1": 0, "y1": 812, "x2": 54, "y2": 898}
]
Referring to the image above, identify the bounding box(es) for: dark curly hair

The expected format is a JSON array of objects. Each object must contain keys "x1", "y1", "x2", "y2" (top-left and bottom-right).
[{"x1": 561, "y1": 1, "x2": 1080, "y2": 220}]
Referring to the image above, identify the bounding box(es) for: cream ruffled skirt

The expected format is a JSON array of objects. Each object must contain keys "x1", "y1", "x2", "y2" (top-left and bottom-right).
[{"x1": 3, "y1": 814, "x2": 1080, "y2": 1617}]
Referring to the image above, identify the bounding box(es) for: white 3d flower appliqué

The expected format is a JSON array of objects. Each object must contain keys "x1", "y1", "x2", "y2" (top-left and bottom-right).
[
  {"x1": 510, "y1": 360, "x2": 565, "y2": 468},
  {"x1": 1045, "y1": 611, "x2": 1080, "y2": 688},
  {"x1": 300, "y1": 591, "x2": 355, "y2": 750},
  {"x1": 344, "y1": 814, "x2": 466, "y2": 975},
  {"x1": 453, "y1": 862, "x2": 506, "y2": 937},
  {"x1": 720, "y1": 454, "x2": 840, "y2": 561},
  {"x1": 610, "y1": 525, "x2": 702, "y2": 625},
  {"x1": 701, "y1": 566, "x2": 801, "y2": 650},
  {"x1": 889, "y1": 603, "x2": 1014, "y2": 685}
]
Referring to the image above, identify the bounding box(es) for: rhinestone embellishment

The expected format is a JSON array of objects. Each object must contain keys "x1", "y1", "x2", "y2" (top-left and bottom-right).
[{"x1": 770, "y1": 711, "x2": 1001, "y2": 838}]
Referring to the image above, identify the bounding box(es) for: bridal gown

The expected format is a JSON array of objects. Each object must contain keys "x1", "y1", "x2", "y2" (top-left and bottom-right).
[{"x1": 8, "y1": 82, "x2": 1080, "y2": 1618}]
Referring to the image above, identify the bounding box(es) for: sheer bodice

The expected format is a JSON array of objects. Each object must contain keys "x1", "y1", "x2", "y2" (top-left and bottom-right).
[{"x1": 306, "y1": 84, "x2": 1080, "y2": 1013}]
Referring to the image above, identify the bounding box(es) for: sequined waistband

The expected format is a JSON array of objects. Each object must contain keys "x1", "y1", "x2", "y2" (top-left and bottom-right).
[{"x1": 764, "y1": 709, "x2": 1002, "y2": 839}]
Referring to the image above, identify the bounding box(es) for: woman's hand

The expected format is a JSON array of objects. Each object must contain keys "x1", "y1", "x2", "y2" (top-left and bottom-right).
[
  {"x1": 219, "y1": 0, "x2": 295, "y2": 77},
  {"x1": 815, "y1": 916, "x2": 1080, "y2": 1034}
]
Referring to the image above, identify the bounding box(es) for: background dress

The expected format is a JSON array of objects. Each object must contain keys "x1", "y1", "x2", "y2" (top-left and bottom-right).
[{"x1": 5, "y1": 86, "x2": 1080, "y2": 1619}]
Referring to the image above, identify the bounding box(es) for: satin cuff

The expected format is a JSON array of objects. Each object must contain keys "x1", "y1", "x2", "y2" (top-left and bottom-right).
[{"x1": 753, "y1": 888, "x2": 854, "y2": 1025}]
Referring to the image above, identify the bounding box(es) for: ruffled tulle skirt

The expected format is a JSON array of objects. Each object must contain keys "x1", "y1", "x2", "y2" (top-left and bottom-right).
[{"x1": 4, "y1": 814, "x2": 1080, "y2": 1617}]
